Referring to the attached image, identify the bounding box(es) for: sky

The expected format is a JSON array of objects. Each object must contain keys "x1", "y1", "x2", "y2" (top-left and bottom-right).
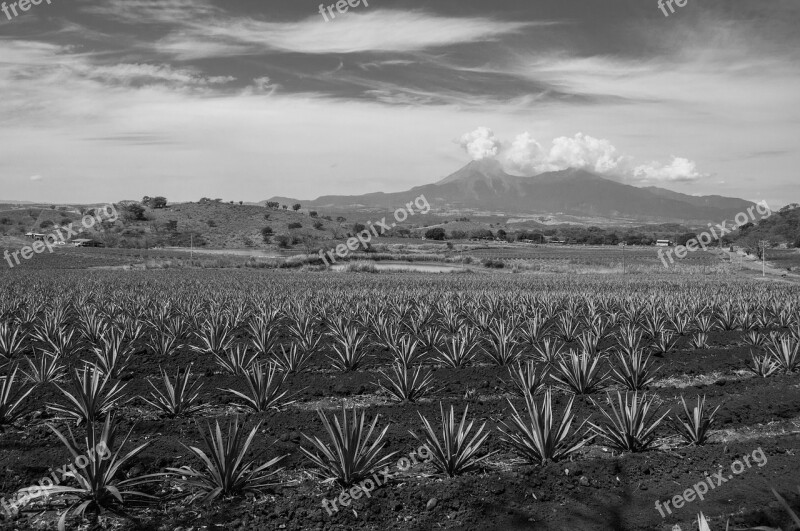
[{"x1": 0, "y1": 0, "x2": 798, "y2": 207}]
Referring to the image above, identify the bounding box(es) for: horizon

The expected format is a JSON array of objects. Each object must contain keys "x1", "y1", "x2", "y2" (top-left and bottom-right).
[{"x1": 0, "y1": 0, "x2": 798, "y2": 208}]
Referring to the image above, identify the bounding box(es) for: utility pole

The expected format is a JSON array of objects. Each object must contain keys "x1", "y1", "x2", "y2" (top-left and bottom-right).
[
  {"x1": 620, "y1": 242, "x2": 627, "y2": 274},
  {"x1": 190, "y1": 233, "x2": 194, "y2": 261},
  {"x1": 759, "y1": 240, "x2": 769, "y2": 276}
]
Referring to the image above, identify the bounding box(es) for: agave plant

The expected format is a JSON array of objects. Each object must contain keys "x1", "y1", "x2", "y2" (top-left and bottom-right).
[
  {"x1": 505, "y1": 361, "x2": 548, "y2": 397},
  {"x1": 434, "y1": 329, "x2": 479, "y2": 368},
  {"x1": 650, "y1": 331, "x2": 679, "y2": 356},
  {"x1": 590, "y1": 391, "x2": 669, "y2": 452},
  {"x1": 418, "y1": 327, "x2": 443, "y2": 354},
  {"x1": 0, "y1": 321, "x2": 26, "y2": 359},
  {"x1": 742, "y1": 330, "x2": 766, "y2": 348},
  {"x1": 191, "y1": 315, "x2": 234, "y2": 356},
  {"x1": 611, "y1": 348, "x2": 658, "y2": 391},
  {"x1": 48, "y1": 365, "x2": 128, "y2": 425},
  {"x1": 688, "y1": 333, "x2": 709, "y2": 350},
  {"x1": 411, "y1": 403, "x2": 493, "y2": 477},
  {"x1": 0, "y1": 366, "x2": 33, "y2": 424},
  {"x1": 554, "y1": 313, "x2": 581, "y2": 343},
  {"x1": 329, "y1": 326, "x2": 369, "y2": 371},
  {"x1": 146, "y1": 330, "x2": 183, "y2": 358},
  {"x1": 25, "y1": 415, "x2": 162, "y2": 531},
  {"x1": 168, "y1": 417, "x2": 285, "y2": 503},
  {"x1": 498, "y1": 388, "x2": 588, "y2": 465},
  {"x1": 300, "y1": 406, "x2": 396, "y2": 487},
  {"x1": 517, "y1": 314, "x2": 550, "y2": 350},
  {"x1": 388, "y1": 335, "x2": 426, "y2": 367},
  {"x1": 672, "y1": 395, "x2": 719, "y2": 445},
  {"x1": 533, "y1": 338, "x2": 564, "y2": 365},
  {"x1": 224, "y1": 362, "x2": 291, "y2": 412},
  {"x1": 273, "y1": 343, "x2": 314, "y2": 375},
  {"x1": 767, "y1": 335, "x2": 800, "y2": 372},
  {"x1": 142, "y1": 365, "x2": 207, "y2": 418},
  {"x1": 377, "y1": 361, "x2": 434, "y2": 403},
  {"x1": 23, "y1": 352, "x2": 66, "y2": 384},
  {"x1": 483, "y1": 320, "x2": 522, "y2": 366},
  {"x1": 247, "y1": 314, "x2": 279, "y2": 356},
  {"x1": 552, "y1": 350, "x2": 608, "y2": 395},
  {"x1": 746, "y1": 350, "x2": 779, "y2": 377},
  {"x1": 92, "y1": 329, "x2": 134, "y2": 379},
  {"x1": 214, "y1": 345, "x2": 258, "y2": 376}
]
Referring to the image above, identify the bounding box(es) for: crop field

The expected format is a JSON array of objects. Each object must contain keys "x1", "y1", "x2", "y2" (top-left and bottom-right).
[
  {"x1": 464, "y1": 245, "x2": 718, "y2": 267},
  {"x1": 0, "y1": 270, "x2": 798, "y2": 530}
]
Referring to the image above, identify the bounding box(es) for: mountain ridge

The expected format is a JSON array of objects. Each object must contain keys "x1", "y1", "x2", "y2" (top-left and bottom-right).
[{"x1": 266, "y1": 160, "x2": 754, "y2": 224}]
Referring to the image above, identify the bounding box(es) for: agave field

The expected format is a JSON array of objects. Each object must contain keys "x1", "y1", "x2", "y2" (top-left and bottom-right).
[{"x1": 0, "y1": 269, "x2": 798, "y2": 530}]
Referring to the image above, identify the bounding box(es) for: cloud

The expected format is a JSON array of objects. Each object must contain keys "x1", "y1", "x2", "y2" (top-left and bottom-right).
[
  {"x1": 633, "y1": 157, "x2": 705, "y2": 183},
  {"x1": 458, "y1": 127, "x2": 501, "y2": 160},
  {"x1": 461, "y1": 129, "x2": 705, "y2": 183},
  {"x1": 548, "y1": 133, "x2": 625, "y2": 174},
  {"x1": 29, "y1": 175, "x2": 43, "y2": 182},
  {"x1": 150, "y1": 10, "x2": 539, "y2": 58}
]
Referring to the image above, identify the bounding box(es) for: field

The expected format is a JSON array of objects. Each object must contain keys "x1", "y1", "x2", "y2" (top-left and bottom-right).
[{"x1": 0, "y1": 269, "x2": 798, "y2": 531}]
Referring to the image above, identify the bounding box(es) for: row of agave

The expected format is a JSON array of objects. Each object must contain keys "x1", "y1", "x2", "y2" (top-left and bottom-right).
[
  {"x1": 3, "y1": 382, "x2": 719, "y2": 530},
  {"x1": 2, "y1": 300, "x2": 799, "y2": 374}
]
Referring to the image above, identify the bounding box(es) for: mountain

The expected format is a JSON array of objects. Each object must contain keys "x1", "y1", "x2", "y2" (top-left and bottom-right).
[{"x1": 266, "y1": 160, "x2": 755, "y2": 223}]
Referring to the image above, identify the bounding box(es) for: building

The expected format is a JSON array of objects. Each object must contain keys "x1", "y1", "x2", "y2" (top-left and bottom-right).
[
  {"x1": 655, "y1": 240, "x2": 673, "y2": 247},
  {"x1": 25, "y1": 232, "x2": 46, "y2": 241},
  {"x1": 72, "y1": 239, "x2": 103, "y2": 248}
]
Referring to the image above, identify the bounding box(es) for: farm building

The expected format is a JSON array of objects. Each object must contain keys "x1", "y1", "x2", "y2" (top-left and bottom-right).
[
  {"x1": 72, "y1": 238, "x2": 103, "y2": 248},
  {"x1": 655, "y1": 240, "x2": 673, "y2": 247}
]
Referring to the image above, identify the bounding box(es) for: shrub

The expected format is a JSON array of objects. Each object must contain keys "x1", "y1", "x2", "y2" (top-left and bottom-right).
[
  {"x1": 287, "y1": 222, "x2": 302, "y2": 230},
  {"x1": 425, "y1": 228, "x2": 446, "y2": 240}
]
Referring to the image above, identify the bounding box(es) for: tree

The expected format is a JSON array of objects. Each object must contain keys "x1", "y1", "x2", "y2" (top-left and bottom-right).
[
  {"x1": 449, "y1": 230, "x2": 467, "y2": 240},
  {"x1": 353, "y1": 223, "x2": 366, "y2": 234},
  {"x1": 470, "y1": 229, "x2": 493, "y2": 240},
  {"x1": 265, "y1": 201, "x2": 279, "y2": 209},
  {"x1": 123, "y1": 204, "x2": 147, "y2": 221},
  {"x1": 677, "y1": 232, "x2": 698, "y2": 246},
  {"x1": 239, "y1": 201, "x2": 243, "y2": 205},
  {"x1": 292, "y1": 204, "x2": 301, "y2": 211},
  {"x1": 144, "y1": 196, "x2": 168, "y2": 209},
  {"x1": 496, "y1": 229, "x2": 507, "y2": 240},
  {"x1": 309, "y1": 211, "x2": 318, "y2": 218},
  {"x1": 425, "y1": 227, "x2": 446, "y2": 241},
  {"x1": 281, "y1": 205, "x2": 288, "y2": 210},
  {"x1": 275, "y1": 234, "x2": 291, "y2": 248},
  {"x1": 261, "y1": 226, "x2": 273, "y2": 243}
]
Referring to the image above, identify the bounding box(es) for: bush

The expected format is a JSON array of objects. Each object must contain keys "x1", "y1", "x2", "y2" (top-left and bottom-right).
[
  {"x1": 275, "y1": 235, "x2": 291, "y2": 248},
  {"x1": 288, "y1": 222, "x2": 302, "y2": 230},
  {"x1": 471, "y1": 229, "x2": 494, "y2": 240},
  {"x1": 483, "y1": 259, "x2": 505, "y2": 269},
  {"x1": 261, "y1": 226, "x2": 273, "y2": 243},
  {"x1": 309, "y1": 211, "x2": 318, "y2": 218},
  {"x1": 449, "y1": 230, "x2": 467, "y2": 240},
  {"x1": 313, "y1": 221, "x2": 324, "y2": 230},
  {"x1": 425, "y1": 228, "x2": 446, "y2": 241}
]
